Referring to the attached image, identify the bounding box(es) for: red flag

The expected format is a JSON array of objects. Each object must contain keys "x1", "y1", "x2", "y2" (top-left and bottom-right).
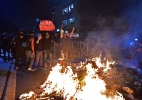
[{"x1": 39, "y1": 20, "x2": 55, "y2": 31}]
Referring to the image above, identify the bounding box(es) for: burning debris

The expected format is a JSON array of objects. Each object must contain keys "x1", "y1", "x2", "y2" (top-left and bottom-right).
[{"x1": 19, "y1": 56, "x2": 142, "y2": 100}]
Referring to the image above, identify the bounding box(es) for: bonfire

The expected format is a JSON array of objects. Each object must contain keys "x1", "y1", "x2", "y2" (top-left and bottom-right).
[{"x1": 19, "y1": 56, "x2": 127, "y2": 100}]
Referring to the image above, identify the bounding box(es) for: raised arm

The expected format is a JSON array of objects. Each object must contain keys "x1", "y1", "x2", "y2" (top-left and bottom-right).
[
  {"x1": 69, "y1": 27, "x2": 75, "y2": 38},
  {"x1": 60, "y1": 26, "x2": 63, "y2": 38}
]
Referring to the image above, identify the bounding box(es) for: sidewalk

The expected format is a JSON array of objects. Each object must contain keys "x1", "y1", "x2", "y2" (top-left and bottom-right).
[{"x1": 0, "y1": 57, "x2": 16, "y2": 100}]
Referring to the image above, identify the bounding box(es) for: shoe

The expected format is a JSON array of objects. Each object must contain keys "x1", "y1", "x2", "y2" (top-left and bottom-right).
[
  {"x1": 44, "y1": 67, "x2": 47, "y2": 70},
  {"x1": 27, "y1": 68, "x2": 34, "y2": 71}
]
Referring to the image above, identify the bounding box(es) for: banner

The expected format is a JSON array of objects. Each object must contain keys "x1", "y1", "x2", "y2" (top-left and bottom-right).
[{"x1": 39, "y1": 20, "x2": 55, "y2": 31}]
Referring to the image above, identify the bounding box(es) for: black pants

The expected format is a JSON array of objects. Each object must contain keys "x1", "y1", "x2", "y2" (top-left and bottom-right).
[{"x1": 15, "y1": 48, "x2": 25, "y2": 68}]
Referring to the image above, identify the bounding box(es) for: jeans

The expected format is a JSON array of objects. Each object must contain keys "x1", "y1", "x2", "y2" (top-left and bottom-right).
[
  {"x1": 25, "y1": 51, "x2": 35, "y2": 68},
  {"x1": 43, "y1": 50, "x2": 52, "y2": 67},
  {"x1": 43, "y1": 50, "x2": 52, "y2": 61},
  {"x1": 15, "y1": 48, "x2": 25, "y2": 68},
  {"x1": 35, "y1": 51, "x2": 43, "y2": 67}
]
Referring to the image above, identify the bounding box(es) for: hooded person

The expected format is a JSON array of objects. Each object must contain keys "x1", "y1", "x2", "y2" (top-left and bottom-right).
[
  {"x1": 11, "y1": 30, "x2": 26, "y2": 70},
  {"x1": 42, "y1": 31, "x2": 54, "y2": 70}
]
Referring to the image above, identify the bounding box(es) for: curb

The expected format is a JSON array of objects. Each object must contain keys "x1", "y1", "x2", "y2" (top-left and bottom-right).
[{"x1": 1, "y1": 63, "x2": 16, "y2": 100}]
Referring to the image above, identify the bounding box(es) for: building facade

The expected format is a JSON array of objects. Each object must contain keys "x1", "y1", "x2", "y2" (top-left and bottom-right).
[{"x1": 52, "y1": 0, "x2": 91, "y2": 35}]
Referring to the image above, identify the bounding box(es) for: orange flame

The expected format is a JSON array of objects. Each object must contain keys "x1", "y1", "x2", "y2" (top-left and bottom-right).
[{"x1": 19, "y1": 57, "x2": 125, "y2": 100}]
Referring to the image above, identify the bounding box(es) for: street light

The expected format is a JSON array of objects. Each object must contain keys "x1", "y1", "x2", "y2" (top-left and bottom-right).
[{"x1": 36, "y1": 18, "x2": 40, "y2": 22}]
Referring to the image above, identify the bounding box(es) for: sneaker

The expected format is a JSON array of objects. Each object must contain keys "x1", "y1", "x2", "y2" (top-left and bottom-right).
[
  {"x1": 44, "y1": 67, "x2": 47, "y2": 70},
  {"x1": 33, "y1": 68, "x2": 37, "y2": 71},
  {"x1": 27, "y1": 68, "x2": 34, "y2": 71}
]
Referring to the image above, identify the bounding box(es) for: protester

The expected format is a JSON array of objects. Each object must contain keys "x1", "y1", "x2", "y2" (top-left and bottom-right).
[
  {"x1": 34, "y1": 33, "x2": 43, "y2": 70},
  {"x1": 24, "y1": 31, "x2": 35, "y2": 71},
  {"x1": 1, "y1": 32, "x2": 11, "y2": 62},
  {"x1": 42, "y1": 31, "x2": 54, "y2": 70},
  {"x1": 59, "y1": 26, "x2": 75, "y2": 66},
  {"x1": 11, "y1": 30, "x2": 26, "y2": 70}
]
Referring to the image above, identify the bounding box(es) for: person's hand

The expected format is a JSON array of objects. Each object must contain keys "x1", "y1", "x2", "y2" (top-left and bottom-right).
[
  {"x1": 38, "y1": 35, "x2": 42, "y2": 40},
  {"x1": 61, "y1": 26, "x2": 63, "y2": 29},
  {"x1": 73, "y1": 27, "x2": 75, "y2": 30},
  {"x1": 31, "y1": 51, "x2": 34, "y2": 54}
]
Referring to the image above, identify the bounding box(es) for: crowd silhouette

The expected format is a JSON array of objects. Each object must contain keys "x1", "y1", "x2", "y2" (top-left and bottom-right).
[{"x1": 0, "y1": 26, "x2": 75, "y2": 71}]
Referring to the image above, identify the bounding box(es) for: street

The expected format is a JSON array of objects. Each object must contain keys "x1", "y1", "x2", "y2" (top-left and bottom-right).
[
  {"x1": 15, "y1": 67, "x2": 51, "y2": 100},
  {"x1": 15, "y1": 59, "x2": 142, "y2": 100},
  {"x1": 0, "y1": 57, "x2": 141, "y2": 100}
]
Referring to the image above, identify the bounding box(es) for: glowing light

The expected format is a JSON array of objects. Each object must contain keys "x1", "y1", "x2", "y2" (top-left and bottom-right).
[
  {"x1": 19, "y1": 57, "x2": 124, "y2": 100},
  {"x1": 135, "y1": 38, "x2": 138, "y2": 41},
  {"x1": 19, "y1": 91, "x2": 35, "y2": 100},
  {"x1": 36, "y1": 18, "x2": 39, "y2": 22},
  {"x1": 56, "y1": 28, "x2": 59, "y2": 32},
  {"x1": 71, "y1": 4, "x2": 74, "y2": 8},
  {"x1": 130, "y1": 42, "x2": 133, "y2": 45}
]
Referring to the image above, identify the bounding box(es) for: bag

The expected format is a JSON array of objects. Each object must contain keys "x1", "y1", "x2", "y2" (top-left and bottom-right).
[
  {"x1": 22, "y1": 42, "x2": 27, "y2": 47},
  {"x1": 22, "y1": 38, "x2": 30, "y2": 48}
]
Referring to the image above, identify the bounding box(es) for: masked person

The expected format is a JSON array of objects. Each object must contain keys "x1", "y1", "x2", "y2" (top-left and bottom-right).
[
  {"x1": 59, "y1": 26, "x2": 75, "y2": 66},
  {"x1": 34, "y1": 33, "x2": 43, "y2": 70},
  {"x1": 11, "y1": 30, "x2": 26, "y2": 70},
  {"x1": 42, "y1": 32, "x2": 54, "y2": 70},
  {"x1": 24, "y1": 31, "x2": 35, "y2": 71}
]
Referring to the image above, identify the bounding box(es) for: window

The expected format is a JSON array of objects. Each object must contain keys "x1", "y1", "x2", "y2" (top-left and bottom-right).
[
  {"x1": 62, "y1": 20, "x2": 67, "y2": 26},
  {"x1": 62, "y1": 4, "x2": 75, "y2": 15},
  {"x1": 68, "y1": 17, "x2": 75, "y2": 24},
  {"x1": 68, "y1": 6, "x2": 71, "y2": 12},
  {"x1": 71, "y1": 4, "x2": 74, "y2": 9},
  {"x1": 62, "y1": 7, "x2": 69, "y2": 15}
]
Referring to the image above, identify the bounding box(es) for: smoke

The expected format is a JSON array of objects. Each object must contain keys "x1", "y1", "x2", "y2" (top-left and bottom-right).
[
  {"x1": 83, "y1": 27, "x2": 124, "y2": 61},
  {"x1": 81, "y1": 0, "x2": 142, "y2": 61},
  {"x1": 122, "y1": 0, "x2": 142, "y2": 27}
]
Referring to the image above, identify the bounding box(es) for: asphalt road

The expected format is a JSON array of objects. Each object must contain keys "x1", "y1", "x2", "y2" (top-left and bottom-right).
[
  {"x1": 15, "y1": 67, "x2": 51, "y2": 100},
  {"x1": 15, "y1": 59, "x2": 142, "y2": 100}
]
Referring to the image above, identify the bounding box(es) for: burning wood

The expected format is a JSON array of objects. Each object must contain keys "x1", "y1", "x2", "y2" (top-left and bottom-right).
[
  {"x1": 19, "y1": 91, "x2": 36, "y2": 100},
  {"x1": 19, "y1": 56, "x2": 142, "y2": 100}
]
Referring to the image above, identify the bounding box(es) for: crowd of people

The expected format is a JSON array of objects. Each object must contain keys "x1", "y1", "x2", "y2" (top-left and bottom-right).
[
  {"x1": 0, "y1": 26, "x2": 75, "y2": 71},
  {"x1": 0, "y1": 32, "x2": 15, "y2": 63},
  {"x1": 2, "y1": 25, "x2": 142, "y2": 71}
]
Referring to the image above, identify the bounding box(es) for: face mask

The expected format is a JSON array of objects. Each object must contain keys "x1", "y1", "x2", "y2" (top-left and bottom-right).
[
  {"x1": 20, "y1": 36, "x2": 23, "y2": 38},
  {"x1": 19, "y1": 33, "x2": 24, "y2": 36}
]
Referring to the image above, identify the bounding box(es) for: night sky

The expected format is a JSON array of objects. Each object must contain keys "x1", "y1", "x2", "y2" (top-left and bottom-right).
[
  {"x1": 0, "y1": 0, "x2": 55, "y2": 32},
  {"x1": 0, "y1": 0, "x2": 142, "y2": 32}
]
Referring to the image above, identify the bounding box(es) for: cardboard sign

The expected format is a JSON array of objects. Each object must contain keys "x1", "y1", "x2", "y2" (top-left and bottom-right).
[{"x1": 39, "y1": 20, "x2": 55, "y2": 31}]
